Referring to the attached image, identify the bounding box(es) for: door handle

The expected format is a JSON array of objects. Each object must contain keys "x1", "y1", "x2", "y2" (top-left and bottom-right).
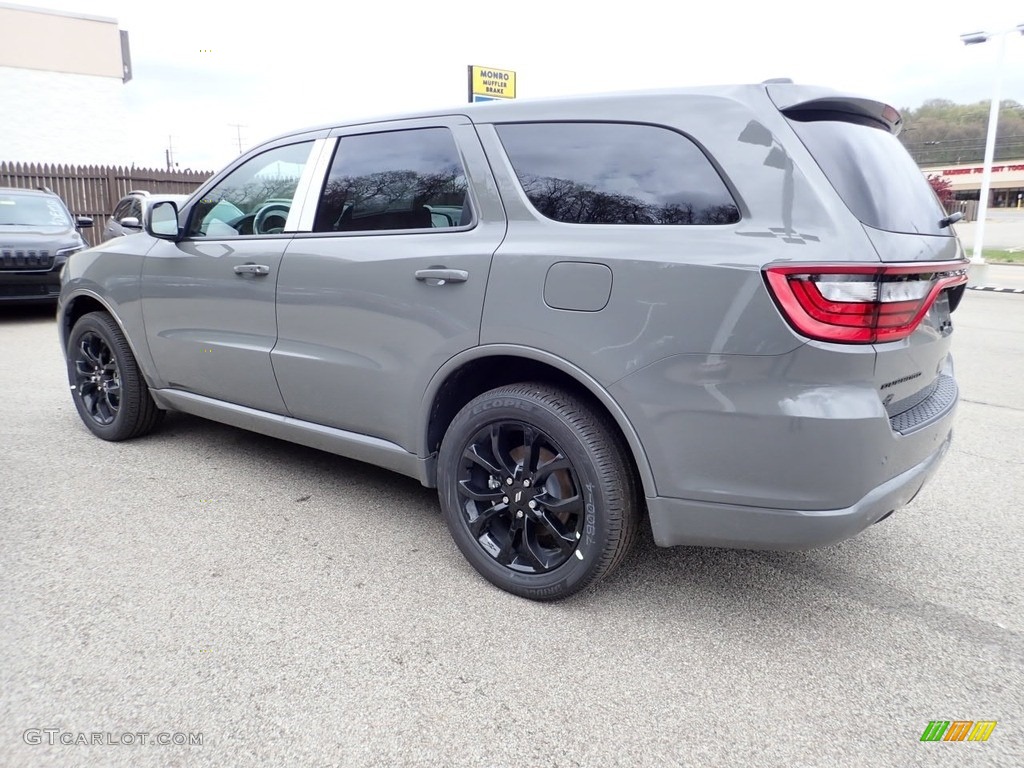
[
  {"x1": 234, "y1": 263, "x2": 270, "y2": 276},
  {"x1": 414, "y1": 268, "x2": 468, "y2": 285}
]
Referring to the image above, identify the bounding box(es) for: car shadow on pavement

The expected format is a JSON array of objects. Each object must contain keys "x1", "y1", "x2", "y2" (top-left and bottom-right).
[
  {"x1": 138, "y1": 413, "x2": 862, "y2": 608},
  {"x1": 150, "y1": 410, "x2": 440, "y2": 512},
  {"x1": 117, "y1": 409, "x2": 1020, "y2": 656},
  {"x1": 582, "y1": 516, "x2": 1022, "y2": 662}
]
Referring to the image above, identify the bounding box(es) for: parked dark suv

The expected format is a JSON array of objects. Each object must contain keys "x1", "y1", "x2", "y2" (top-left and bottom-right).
[
  {"x1": 57, "y1": 83, "x2": 967, "y2": 600},
  {"x1": 0, "y1": 187, "x2": 92, "y2": 303}
]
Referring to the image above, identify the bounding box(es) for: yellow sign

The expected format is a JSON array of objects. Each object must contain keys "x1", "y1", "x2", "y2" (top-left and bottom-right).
[{"x1": 469, "y1": 65, "x2": 516, "y2": 102}]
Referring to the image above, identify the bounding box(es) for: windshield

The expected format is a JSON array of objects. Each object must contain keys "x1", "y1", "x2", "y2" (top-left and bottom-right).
[
  {"x1": 0, "y1": 192, "x2": 73, "y2": 227},
  {"x1": 786, "y1": 112, "x2": 949, "y2": 236}
]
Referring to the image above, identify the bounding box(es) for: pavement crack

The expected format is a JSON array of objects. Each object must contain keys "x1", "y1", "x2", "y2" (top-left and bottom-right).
[
  {"x1": 956, "y1": 448, "x2": 1019, "y2": 465},
  {"x1": 960, "y1": 397, "x2": 1024, "y2": 413}
]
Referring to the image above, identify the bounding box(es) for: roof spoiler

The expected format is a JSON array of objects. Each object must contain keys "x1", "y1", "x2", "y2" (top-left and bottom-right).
[{"x1": 764, "y1": 84, "x2": 903, "y2": 135}]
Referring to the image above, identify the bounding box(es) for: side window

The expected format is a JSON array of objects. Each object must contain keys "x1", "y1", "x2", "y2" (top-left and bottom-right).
[
  {"x1": 188, "y1": 141, "x2": 313, "y2": 237},
  {"x1": 495, "y1": 122, "x2": 740, "y2": 225},
  {"x1": 129, "y1": 199, "x2": 143, "y2": 221},
  {"x1": 313, "y1": 128, "x2": 469, "y2": 233},
  {"x1": 112, "y1": 198, "x2": 133, "y2": 220}
]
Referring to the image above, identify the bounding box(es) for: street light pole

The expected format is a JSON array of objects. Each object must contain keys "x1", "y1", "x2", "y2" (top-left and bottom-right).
[{"x1": 960, "y1": 24, "x2": 1024, "y2": 265}]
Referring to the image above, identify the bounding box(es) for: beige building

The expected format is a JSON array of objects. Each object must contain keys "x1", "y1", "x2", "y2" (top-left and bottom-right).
[
  {"x1": 0, "y1": 3, "x2": 134, "y2": 165},
  {"x1": 920, "y1": 159, "x2": 1024, "y2": 209}
]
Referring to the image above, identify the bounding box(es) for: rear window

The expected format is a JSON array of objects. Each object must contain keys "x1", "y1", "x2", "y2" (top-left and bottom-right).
[
  {"x1": 495, "y1": 122, "x2": 739, "y2": 225},
  {"x1": 786, "y1": 112, "x2": 948, "y2": 236}
]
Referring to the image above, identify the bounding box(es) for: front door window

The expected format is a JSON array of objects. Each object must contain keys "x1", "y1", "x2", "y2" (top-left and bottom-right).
[{"x1": 189, "y1": 142, "x2": 313, "y2": 237}]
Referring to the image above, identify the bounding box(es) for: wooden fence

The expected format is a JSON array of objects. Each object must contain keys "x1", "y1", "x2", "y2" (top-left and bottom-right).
[
  {"x1": 0, "y1": 162, "x2": 213, "y2": 247},
  {"x1": 950, "y1": 199, "x2": 979, "y2": 223}
]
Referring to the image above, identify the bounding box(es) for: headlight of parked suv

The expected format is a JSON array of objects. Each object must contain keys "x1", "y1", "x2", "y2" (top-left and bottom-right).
[
  {"x1": 55, "y1": 244, "x2": 85, "y2": 259},
  {"x1": 56, "y1": 233, "x2": 86, "y2": 259}
]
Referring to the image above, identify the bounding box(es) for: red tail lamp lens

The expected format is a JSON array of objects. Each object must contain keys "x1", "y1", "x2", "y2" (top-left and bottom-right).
[{"x1": 764, "y1": 262, "x2": 968, "y2": 343}]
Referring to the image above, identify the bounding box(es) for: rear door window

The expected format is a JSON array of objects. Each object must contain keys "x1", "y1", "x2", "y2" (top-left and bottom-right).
[
  {"x1": 494, "y1": 122, "x2": 739, "y2": 225},
  {"x1": 313, "y1": 128, "x2": 470, "y2": 232},
  {"x1": 785, "y1": 112, "x2": 949, "y2": 236}
]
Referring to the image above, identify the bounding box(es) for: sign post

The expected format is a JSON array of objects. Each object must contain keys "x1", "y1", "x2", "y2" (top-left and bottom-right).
[{"x1": 468, "y1": 65, "x2": 517, "y2": 103}]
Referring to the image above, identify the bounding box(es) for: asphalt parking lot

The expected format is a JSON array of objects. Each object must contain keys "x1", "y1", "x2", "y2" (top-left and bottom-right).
[{"x1": 1, "y1": 291, "x2": 1022, "y2": 767}]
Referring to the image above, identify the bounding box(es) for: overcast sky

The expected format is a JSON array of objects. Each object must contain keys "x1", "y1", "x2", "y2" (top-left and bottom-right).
[{"x1": 17, "y1": 0, "x2": 1024, "y2": 171}]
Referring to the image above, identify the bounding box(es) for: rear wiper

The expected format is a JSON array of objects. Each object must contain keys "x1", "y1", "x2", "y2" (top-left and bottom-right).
[{"x1": 938, "y1": 211, "x2": 963, "y2": 229}]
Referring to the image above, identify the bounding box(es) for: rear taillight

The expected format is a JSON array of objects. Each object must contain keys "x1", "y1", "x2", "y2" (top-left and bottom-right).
[{"x1": 764, "y1": 261, "x2": 968, "y2": 343}]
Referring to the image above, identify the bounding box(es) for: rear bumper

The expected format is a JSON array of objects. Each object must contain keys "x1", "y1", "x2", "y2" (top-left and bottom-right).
[{"x1": 646, "y1": 427, "x2": 952, "y2": 549}]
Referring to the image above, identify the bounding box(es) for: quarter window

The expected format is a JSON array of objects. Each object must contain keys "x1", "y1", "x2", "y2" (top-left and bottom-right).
[
  {"x1": 188, "y1": 141, "x2": 313, "y2": 237},
  {"x1": 313, "y1": 128, "x2": 469, "y2": 233},
  {"x1": 495, "y1": 122, "x2": 739, "y2": 225}
]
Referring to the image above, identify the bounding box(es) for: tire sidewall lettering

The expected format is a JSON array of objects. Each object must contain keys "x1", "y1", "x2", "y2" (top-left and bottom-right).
[{"x1": 469, "y1": 399, "x2": 535, "y2": 418}]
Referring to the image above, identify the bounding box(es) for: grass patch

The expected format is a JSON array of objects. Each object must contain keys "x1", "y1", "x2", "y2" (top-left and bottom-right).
[{"x1": 982, "y1": 249, "x2": 1024, "y2": 264}]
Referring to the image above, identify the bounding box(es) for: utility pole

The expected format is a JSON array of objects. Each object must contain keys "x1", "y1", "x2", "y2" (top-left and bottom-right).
[
  {"x1": 165, "y1": 136, "x2": 175, "y2": 171},
  {"x1": 959, "y1": 23, "x2": 1024, "y2": 264},
  {"x1": 228, "y1": 123, "x2": 247, "y2": 154}
]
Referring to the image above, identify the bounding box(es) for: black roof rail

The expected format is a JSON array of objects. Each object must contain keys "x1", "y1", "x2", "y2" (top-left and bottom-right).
[
  {"x1": 36, "y1": 185, "x2": 54, "y2": 194},
  {"x1": 126, "y1": 189, "x2": 151, "y2": 196}
]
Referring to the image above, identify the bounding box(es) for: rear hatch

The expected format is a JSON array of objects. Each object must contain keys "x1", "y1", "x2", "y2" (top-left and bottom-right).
[{"x1": 764, "y1": 87, "x2": 967, "y2": 431}]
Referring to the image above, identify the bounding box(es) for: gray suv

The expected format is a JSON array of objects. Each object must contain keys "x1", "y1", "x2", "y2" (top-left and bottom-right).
[{"x1": 57, "y1": 83, "x2": 967, "y2": 600}]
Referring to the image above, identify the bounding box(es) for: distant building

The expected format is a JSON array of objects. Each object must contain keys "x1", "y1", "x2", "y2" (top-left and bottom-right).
[
  {"x1": 921, "y1": 159, "x2": 1024, "y2": 209},
  {"x1": 0, "y1": 3, "x2": 134, "y2": 165}
]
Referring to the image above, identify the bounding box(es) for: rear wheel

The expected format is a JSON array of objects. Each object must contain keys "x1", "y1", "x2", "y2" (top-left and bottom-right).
[
  {"x1": 438, "y1": 383, "x2": 640, "y2": 600},
  {"x1": 67, "y1": 311, "x2": 163, "y2": 441}
]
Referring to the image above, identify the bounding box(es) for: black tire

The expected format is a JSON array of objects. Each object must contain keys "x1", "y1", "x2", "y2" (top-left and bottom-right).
[
  {"x1": 67, "y1": 311, "x2": 164, "y2": 441},
  {"x1": 438, "y1": 382, "x2": 641, "y2": 601}
]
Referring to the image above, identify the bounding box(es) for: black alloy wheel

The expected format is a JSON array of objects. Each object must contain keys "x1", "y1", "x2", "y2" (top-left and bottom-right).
[
  {"x1": 67, "y1": 311, "x2": 164, "y2": 441},
  {"x1": 73, "y1": 330, "x2": 121, "y2": 426},
  {"x1": 438, "y1": 382, "x2": 641, "y2": 601},
  {"x1": 457, "y1": 420, "x2": 584, "y2": 574}
]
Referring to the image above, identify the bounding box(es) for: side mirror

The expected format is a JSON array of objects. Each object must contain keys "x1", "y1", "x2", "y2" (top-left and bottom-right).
[
  {"x1": 147, "y1": 200, "x2": 181, "y2": 241},
  {"x1": 76, "y1": 216, "x2": 94, "y2": 228},
  {"x1": 119, "y1": 216, "x2": 142, "y2": 230}
]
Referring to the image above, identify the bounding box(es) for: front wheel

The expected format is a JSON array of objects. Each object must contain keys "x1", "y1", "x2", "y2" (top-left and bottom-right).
[
  {"x1": 67, "y1": 311, "x2": 163, "y2": 441},
  {"x1": 437, "y1": 383, "x2": 641, "y2": 600}
]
